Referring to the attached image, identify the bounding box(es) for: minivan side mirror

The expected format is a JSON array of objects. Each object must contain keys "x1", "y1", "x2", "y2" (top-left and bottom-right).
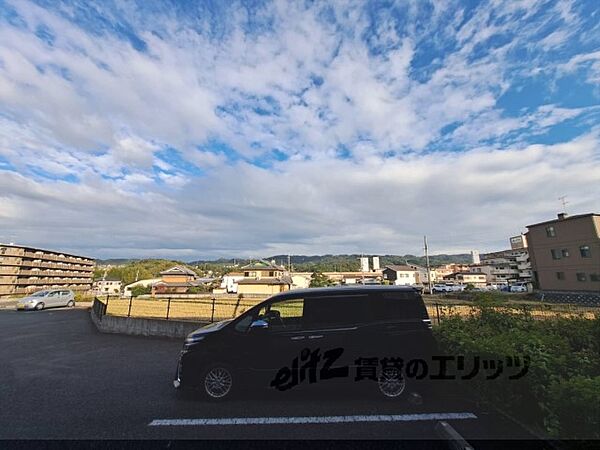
[{"x1": 249, "y1": 319, "x2": 269, "y2": 332}]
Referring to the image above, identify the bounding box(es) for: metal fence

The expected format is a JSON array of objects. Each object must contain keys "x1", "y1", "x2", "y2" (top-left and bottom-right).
[
  {"x1": 93, "y1": 295, "x2": 266, "y2": 322},
  {"x1": 92, "y1": 296, "x2": 600, "y2": 326}
]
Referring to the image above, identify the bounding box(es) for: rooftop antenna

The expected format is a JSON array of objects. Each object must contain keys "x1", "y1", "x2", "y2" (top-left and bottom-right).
[{"x1": 558, "y1": 196, "x2": 568, "y2": 214}]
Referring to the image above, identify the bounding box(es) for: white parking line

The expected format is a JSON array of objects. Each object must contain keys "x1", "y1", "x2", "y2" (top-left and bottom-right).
[{"x1": 148, "y1": 412, "x2": 477, "y2": 426}]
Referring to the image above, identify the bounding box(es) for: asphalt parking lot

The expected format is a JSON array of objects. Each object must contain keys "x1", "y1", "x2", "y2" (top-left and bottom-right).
[{"x1": 0, "y1": 308, "x2": 548, "y2": 445}]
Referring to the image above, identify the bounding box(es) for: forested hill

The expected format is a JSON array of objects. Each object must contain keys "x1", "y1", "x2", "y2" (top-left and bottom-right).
[{"x1": 189, "y1": 254, "x2": 472, "y2": 272}]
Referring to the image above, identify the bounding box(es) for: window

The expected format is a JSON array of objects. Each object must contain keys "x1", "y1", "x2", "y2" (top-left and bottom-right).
[
  {"x1": 579, "y1": 245, "x2": 592, "y2": 258},
  {"x1": 576, "y1": 273, "x2": 587, "y2": 282},
  {"x1": 561, "y1": 249, "x2": 569, "y2": 257},
  {"x1": 304, "y1": 295, "x2": 369, "y2": 328},
  {"x1": 264, "y1": 298, "x2": 304, "y2": 331},
  {"x1": 556, "y1": 272, "x2": 565, "y2": 280},
  {"x1": 590, "y1": 274, "x2": 600, "y2": 282},
  {"x1": 551, "y1": 249, "x2": 562, "y2": 260},
  {"x1": 369, "y1": 292, "x2": 424, "y2": 322},
  {"x1": 545, "y1": 226, "x2": 556, "y2": 237}
]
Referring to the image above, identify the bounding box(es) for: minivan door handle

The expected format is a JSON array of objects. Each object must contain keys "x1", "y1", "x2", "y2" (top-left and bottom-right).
[
  {"x1": 308, "y1": 335, "x2": 323, "y2": 339},
  {"x1": 290, "y1": 336, "x2": 305, "y2": 341}
]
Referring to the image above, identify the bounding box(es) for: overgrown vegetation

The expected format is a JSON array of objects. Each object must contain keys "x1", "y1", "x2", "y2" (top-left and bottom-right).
[
  {"x1": 434, "y1": 305, "x2": 600, "y2": 438},
  {"x1": 94, "y1": 259, "x2": 190, "y2": 284}
]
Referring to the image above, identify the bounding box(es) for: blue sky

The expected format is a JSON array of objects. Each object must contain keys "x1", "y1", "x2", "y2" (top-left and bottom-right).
[{"x1": 0, "y1": 0, "x2": 599, "y2": 259}]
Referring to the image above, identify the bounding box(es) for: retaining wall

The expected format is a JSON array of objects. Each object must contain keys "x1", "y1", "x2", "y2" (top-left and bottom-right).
[{"x1": 90, "y1": 306, "x2": 207, "y2": 338}]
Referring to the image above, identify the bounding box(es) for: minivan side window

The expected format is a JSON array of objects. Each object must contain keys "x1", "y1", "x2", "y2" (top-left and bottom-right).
[
  {"x1": 303, "y1": 295, "x2": 370, "y2": 329},
  {"x1": 369, "y1": 292, "x2": 425, "y2": 322},
  {"x1": 266, "y1": 298, "x2": 304, "y2": 331}
]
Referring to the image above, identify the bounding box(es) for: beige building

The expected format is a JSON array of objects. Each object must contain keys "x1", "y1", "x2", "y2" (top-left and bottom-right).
[
  {"x1": 0, "y1": 244, "x2": 94, "y2": 298},
  {"x1": 443, "y1": 272, "x2": 488, "y2": 287},
  {"x1": 527, "y1": 213, "x2": 600, "y2": 292},
  {"x1": 236, "y1": 261, "x2": 292, "y2": 296},
  {"x1": 92, "y1": 278, "x2": 122, "y2": 296}
]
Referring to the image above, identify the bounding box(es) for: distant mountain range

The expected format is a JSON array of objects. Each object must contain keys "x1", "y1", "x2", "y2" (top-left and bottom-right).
[{"x1": 96, "y1": 253, "x2": 472, "y2": 271}]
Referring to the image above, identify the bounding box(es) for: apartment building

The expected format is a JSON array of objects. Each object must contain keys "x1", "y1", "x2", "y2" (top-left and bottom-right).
[
  {"x1": 475, "y1": 248, "x2": 532, "y2": 283},
  {"x1": 0, "y1": 243, "x2": 95, "y2": 298},
  {"x1": 527, "y1": 213, "x2": 600, "y2": 292}
]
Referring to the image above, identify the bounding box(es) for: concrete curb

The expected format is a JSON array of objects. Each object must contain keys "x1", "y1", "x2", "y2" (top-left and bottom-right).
[{"x1": 90, "y1": 307, "x2": 207, "y2": 338}]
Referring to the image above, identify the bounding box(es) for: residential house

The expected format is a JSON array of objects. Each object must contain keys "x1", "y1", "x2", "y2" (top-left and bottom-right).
[
  {"x1": 382, "y1": 265, "x2": 419, "y2": 286},
  {"x1": 93, "y1": 277, "x2": 122, "y2": 296},
  {"x1": 152, "y1": 265, "x2": 211, "y2": 295},
  {"x1": 236, "y1": 260, "x2": 292, "y2": 296}
]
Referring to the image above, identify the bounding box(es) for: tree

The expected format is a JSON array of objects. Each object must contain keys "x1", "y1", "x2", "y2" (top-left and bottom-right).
[
  {"x1": 309, "y1": 271, "x2": 332, "y2": 288},
  {"x1": 130, "y1": 285, "x2": 152, "y2": 297}
]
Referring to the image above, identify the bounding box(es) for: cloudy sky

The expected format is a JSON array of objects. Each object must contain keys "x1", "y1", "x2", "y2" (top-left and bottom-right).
[{"x1": 0, "y1": 0, "x2": 599, "y2": 260}]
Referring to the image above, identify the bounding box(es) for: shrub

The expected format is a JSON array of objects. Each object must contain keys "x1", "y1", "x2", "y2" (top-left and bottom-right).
[
  {"x1": 548, "y1": 376, "x2": 600, "y2": 439},
  {"x1": 130, "y1": 285, "x2": 151, "y2": 297},
  {"x1": 434, "y1": 309, "x2": 600, "y2": 436}
]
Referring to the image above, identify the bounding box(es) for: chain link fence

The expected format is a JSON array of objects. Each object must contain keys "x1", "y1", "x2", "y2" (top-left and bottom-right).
[
  {"x1": 426, "y1": 302, "x2": 599, "y2": 326},
  {"x1": 92, "y1": 295, "x2": 600, "y2": 326}
]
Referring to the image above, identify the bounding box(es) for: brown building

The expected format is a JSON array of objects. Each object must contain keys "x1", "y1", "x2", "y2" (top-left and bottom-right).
[
  {"x1": 0, "y1": 244, "x2": 95, "y2": 298},
  {"x1": 527, "y1": 213, "x2": 600, "y2": 292}
]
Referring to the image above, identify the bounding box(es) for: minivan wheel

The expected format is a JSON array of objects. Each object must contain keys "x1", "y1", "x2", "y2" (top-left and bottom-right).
[
  {"x1": 377, "y1": 367, "x2": 406, "y2": 398},
  {"x1": 35, "y1": 302, "x2": 44, "y2": 311},
  {"x1": 203, "y1": 365, "x2": 233, "y2": 399},
  {"x1": 67, "y1": 300, "x2": 75, "y2": 308}
]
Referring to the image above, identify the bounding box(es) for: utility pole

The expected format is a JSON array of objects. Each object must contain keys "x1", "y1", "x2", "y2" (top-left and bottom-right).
[
  {"x1": 424, "y1": 236, "x2": 433, "y2": 295},
  {"x1": 287, "y1": 255, "x2": 291, "y2": 273}
]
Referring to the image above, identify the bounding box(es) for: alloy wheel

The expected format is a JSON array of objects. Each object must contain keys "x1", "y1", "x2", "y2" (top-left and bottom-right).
[
  {"x1": 204, "y1": 367, "x2": 233, "y2": 398},
  {"x1": 378, "y1": 367, "x2": 406, "y2": 398}
]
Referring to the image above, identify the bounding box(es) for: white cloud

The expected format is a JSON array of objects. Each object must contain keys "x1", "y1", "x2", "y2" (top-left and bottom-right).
[{"x1": 0, "y1": 0, "x2": 598, "y2": 258}]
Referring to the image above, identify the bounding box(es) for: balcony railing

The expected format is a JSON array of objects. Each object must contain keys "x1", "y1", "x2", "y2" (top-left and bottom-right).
[
  {"x1": 18, "y1": 269, "x2": 93, "y2": 277},
  {"x1": 18, "y1": 260, "x2": 94, "y2": 271},
  {"x1": 15, "y1": 278, "x2": 93, "y2": 285},
  {"x1": 22, "y1": 251, "x2": 94, "y2": 266}
]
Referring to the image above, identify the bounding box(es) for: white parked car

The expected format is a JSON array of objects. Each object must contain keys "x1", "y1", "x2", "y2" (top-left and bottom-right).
[
  {"x1": 509, "y1": 284, "x2": 527, "y2": 293},
  {"x1": 432, "y1": 284, "x2": 464, "y2": 293},
  {"x1": 16, "y1": 289, "x2": 76, "y2": 311}
]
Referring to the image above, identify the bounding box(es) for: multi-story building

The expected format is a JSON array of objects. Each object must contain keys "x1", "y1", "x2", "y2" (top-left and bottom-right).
[
  {"x1": 474, "y1": 248, "x2": 532, "y2": 283},
  {"x1": 92, "y1": 278, "x2": 122, "y2": 296},
  {"x1": 527, "y1": 213, "x2": 600, "y2": 292},
  {"x1": 0, "y1": 244, "x2": 95, "y2": 298},
  {"x1": 443, "y1": 272, "x2": 488, "y2": 288},
  {"x1": 435, "y1": 263, "x2": 471, "y2": 280}
]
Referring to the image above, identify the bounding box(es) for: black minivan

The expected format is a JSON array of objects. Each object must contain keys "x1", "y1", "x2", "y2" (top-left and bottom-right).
[{"x1": 174, "y1": 285, "x2": 437, "y2": 400}]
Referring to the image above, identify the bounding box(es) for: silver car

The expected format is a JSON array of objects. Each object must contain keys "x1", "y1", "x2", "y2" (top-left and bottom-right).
[{"x1": 16, "y1": 289, "x2": 76, "y2": 311}]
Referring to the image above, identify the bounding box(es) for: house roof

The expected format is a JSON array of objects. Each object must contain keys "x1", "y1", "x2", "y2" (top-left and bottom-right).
[
  {"x1": 526, "y1": 213, "x2": 599, "y2": 228},
  {"x1": 241, "y1": 260, "x2": 285, "y2": 271},
  {"x1": 237, "y1": 277, "x2": 291, "y2": 285},
  {"x1": 159, "y1": 265, "x2": 198, "y2": 277},
  {"x1": 384, "y1": 265, "x2": 417, "y2": 272}
]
